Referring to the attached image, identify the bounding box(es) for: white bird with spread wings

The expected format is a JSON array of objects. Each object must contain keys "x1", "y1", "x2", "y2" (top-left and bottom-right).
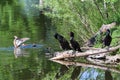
[{"x1": 13, "y1": 36, "x2": 30, "y2": 48}]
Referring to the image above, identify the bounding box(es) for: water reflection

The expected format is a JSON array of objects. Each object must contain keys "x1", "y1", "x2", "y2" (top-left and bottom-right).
[
  {"x1": 13, "y1": 68, "x2": 34, "y2": 80},
  {"x1": 51, "y1": 60, "x2": 120, "y2": 80},
  {"x1": 55, "y1": 65, "x2": 82, "y2": 80},
  {"x1": 105, "y1": 70, "x2": 113, "y2": 80},
  {"x1": 0, "y1": 46, "x2": 120, "y2": 80},
  {"x1": 71, "y1": 66, "x2": 81, "y2": 80},
  {"x1": 14, "y1": 47, "x2": 29, "y2": 58},
  {"x1": 81, "y1": 68, "x2": 104, "y2": 80},
  {"x1": 14, "y1": 44, "x2": 43, "y2": 58},
  {"x1": 55, "y1": 65, "x2": 69, "y2": 79}
]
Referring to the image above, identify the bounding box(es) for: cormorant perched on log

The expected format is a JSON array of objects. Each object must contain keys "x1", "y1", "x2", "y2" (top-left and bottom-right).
[
  {"x1": 70, "y1": 32, "x2": 82, "y2": 52},
  {"x1": 54, "y1": 33, "x2": 71, "y2": 50},
  {"x1": 86, "y1": 35, "x2": 97, "y2": 47},
  {"x1": 102, "y1": 29, "x2": 112, "y2": 48}
]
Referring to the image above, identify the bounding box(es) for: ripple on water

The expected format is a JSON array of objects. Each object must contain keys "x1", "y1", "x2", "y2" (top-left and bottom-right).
[{"x1": 0, "y1": 44, "x2": 43, "y2": 51}]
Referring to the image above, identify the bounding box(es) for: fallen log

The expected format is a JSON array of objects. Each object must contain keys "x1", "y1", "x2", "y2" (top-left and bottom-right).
[{"x1": 50, "y1": 45, "x2": 120, "y2": 60}]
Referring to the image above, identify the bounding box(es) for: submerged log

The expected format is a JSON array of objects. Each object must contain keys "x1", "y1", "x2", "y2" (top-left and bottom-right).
[{"x1": 50, "y1": 45, "x2": 120, "y2": 60}]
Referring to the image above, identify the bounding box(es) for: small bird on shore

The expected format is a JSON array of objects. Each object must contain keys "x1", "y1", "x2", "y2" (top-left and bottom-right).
[
  {"x1": 102, "y1": 29, "x2": 112, "y2": 49},
  {"x1": 54, "y1": 33, "x2": 71, "y2": 50},
  {"x1": 70, "y1": 32, "x2": 82, "y2": 52},
  {"x1": 13, "y1": 36, "x2": 30, "y2": 48}
]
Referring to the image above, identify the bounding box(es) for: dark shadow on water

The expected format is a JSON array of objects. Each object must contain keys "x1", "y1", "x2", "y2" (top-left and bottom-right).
[
  {"x1": 105, "y1": 70, "x2": 113, "y2": 80},
  {"x1": 55, "y1": 65, "x2": 69, "y2": 79},
  {"x1": 71, "y1": 66, "x2": 82, "y2": 80}
]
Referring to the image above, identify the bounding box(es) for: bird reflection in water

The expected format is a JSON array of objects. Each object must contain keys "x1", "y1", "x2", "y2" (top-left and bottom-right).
[
  {"x1": 71, "y1": 66, "x2": 82, "y2": 80},
  {"x1": 55, "y1": 65, "x2": 69, "y2": 79},
  {"x1": 105, "y1": 70, "x2": 113, "y2": 80},
  {"x1": 14, "y1": 47, "x2": 29, "y2": 58},
  {"x1": 55, "y1": 65, "x2": 82, "y2": 80}
]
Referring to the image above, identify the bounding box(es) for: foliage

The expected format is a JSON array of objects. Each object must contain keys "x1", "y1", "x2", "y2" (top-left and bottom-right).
[
  {"x1": 43, "y1": 0, "x2": 120, "y2": 45},
  {"x1": 0, "y1": 0, "x2": 48, "y2": 47}
]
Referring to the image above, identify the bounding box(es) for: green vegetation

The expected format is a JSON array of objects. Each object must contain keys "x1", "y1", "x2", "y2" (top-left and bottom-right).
[
  {"x1": 0, "y1": 0, "x2": 47, "y2": 47},
  {"x1": 43, "y1": 0, "x2": 120, "y2": 47},
  {"x1": 1, "y1": 0, "x2": 120, "y2": 48}
]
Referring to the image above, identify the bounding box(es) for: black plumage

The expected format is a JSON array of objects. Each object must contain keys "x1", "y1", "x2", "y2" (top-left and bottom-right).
[
  {"x1": 103, "y1": 29, "x2": 112, "y2": 48},
  {"x1": 86, "y1": 35, "x2": 97, "y2": 47},
  {"x1": 54, "y1": 33, "x2": 71, "y2": 50},
  {"x1": 70, "y1": 32, "x2": 82, "y2": 52}
]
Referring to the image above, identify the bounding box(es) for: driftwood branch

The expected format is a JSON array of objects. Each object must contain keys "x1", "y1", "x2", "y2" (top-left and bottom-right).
[
  {"x1": 50, "y1": 45, "x2": 120, "y2": 60},
  {"x1": 50, "y1": 60, "x2": 120, "y2": 74},
  {"x1": 99, "y1": 22, "x2": 116, "y2": 33}
]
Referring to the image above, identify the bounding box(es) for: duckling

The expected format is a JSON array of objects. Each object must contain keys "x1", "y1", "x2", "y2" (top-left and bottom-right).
[
  {"x1": 70, "y1": 32, "x2": 82, "y2": 52},
  {"x1": 54, "y1": 33, "x2": 71, "y2": 50},
  {"x1": 102, "y1": 29, "x2": 112, "y2": 49},
  {"x1": 13, "y1": 36, "x2": 30, "y2": 48}
]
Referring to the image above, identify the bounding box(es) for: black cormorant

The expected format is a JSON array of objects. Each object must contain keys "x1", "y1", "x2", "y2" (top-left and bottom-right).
[
  {"x1": 70, "y1": 32, "x2": 82, "y2": 52},
  {"x1": 54, "y1": 33, "x2": 71, "y2": 50},
  {"x1": 102, "y1": 29, "x2": 112, "y2": 48},
  {"x1": 86, "y1": 35, "x2": 97, "y2": 47}
]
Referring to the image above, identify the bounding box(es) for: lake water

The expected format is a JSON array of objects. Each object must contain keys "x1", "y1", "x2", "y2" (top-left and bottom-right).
[{"x1": 0, "y1": 36, "x2": 120, "y2": 80}]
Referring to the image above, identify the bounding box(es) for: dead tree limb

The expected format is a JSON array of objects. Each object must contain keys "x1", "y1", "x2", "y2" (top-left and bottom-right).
[
  {"x1": 85, "y1": 22, "x2": 116, "y2": 47},
  {"x1": 50, "y1": 45, "x2": 120, "y2": 60}
]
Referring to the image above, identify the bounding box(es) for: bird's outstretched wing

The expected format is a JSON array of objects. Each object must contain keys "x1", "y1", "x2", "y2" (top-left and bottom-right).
[
  {"x1": 20, "y1": 38, "x2": 30, "y2": 43},
  {"x1": 14, "y1": 37, "x2": 30, "y2": 48}
]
